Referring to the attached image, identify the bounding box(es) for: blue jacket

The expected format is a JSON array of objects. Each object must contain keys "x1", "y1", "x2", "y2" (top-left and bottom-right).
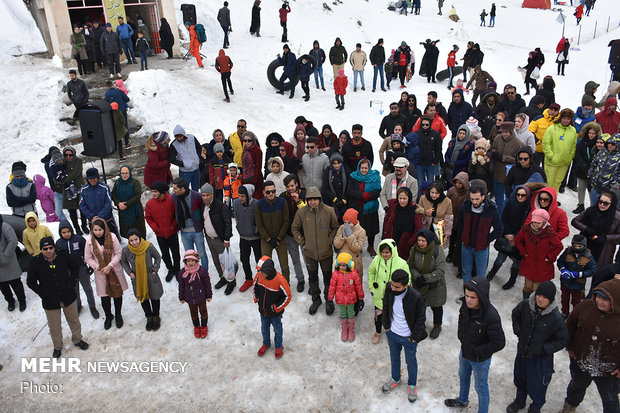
[
  {"x1": 404, "y1": 132, "x2": 420, "y2": 166},
  {"x1": 79, "y1": 182, "x2": 113, "y2": 221},
  {"x1": 447, "y1": 92, "x2": 475, "y2": 135},
  {"x1": 278, "y1": 52, "x2": 298, "y2": 77},
  {"x1": 445, "y1": 139, "x2": 475, "y2": 178},
  {"x1": 309, "y1": 47, "x2": 325, "y2": 67},
  {"x1": 105, "y1": 88, "x2": 130, "y2": 112},
  {"x1": 55, "y1": 220, "x2": 87, "y2": 266},
  {"x1": 556, "y1": 247, "x2": 598, "y2": 291},
  {"x1": 573, "y1": 106, "x2": 596, "y2": 135},
  {"x1": 116, "y1": 23, "x2": 134, "y2": 40},
  {"x1": 299, "y1": 58, "x2": 314, "y2": 82}
]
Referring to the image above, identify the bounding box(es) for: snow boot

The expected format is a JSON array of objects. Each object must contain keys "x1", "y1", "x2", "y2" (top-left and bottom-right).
[
  {"x1": 347, "y1": 317, "x2": 357, "y2": 342},
  {"x1": 115, "y1": 314, "x2": 123, "y2": 329},
  {"x1": 429, "y1": 324, "x2": 442, "y2": 339},
  {"x1": 325, "y1": 300, "x2": 335, "y2": 315},
  {"x1": 214, "y1": 277, "x2": 227, "y2": 289},
  {"x1": 506, "y1": 399, "x2": 526, "y2": 413},
  {"x1": 224, "y1": 280, "x2": 236, "y2": 295},
  {"x1": 502, "y1": 267, "x2": 519, "y2": 290},
  {"x1": 559, "y1": 401, "x2": 577, "y2": 413},
  {"x1": 340, "y1": 318, "x2": 348, "y2": 341},
  {"x1": 200, "y1": 326, "x2": 209, "y2": 338},
  {"x1": 486, "y1": 263, "x2": 501, "y2": 281},
  {"x1": 146, "y1": 317, "x2": 154, "y2": 331},
  {"x1": 152, "y1": 316, "x2": 161, "y2": 331},
  {"x1": 572, "y1": 204, "x2": 584, "y2": 214},
  {"x1": 194, "y1": 326, "x2": 201, "y2": 338},
  {"x1": 309, "y1": 297, "x2": 322, "y2": 315},
  {"x1": 257, "y1": 344, "x2": 269, "y2": 356},
  {"x1": 104, "y1": 314, "x2": 114, "y2": 330}
]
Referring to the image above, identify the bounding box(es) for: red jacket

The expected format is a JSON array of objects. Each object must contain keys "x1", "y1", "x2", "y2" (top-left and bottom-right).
[
  {"x1": 328, "y1": 269, "x2": 364, "y2": 305},
  {"x1": 215, "y1": 50, "x2": 233, "y2": 73},
  {"x1": 144, "y1": 139, "x2": 172, "y2": 188},
  {"x1": 189, "y1": 25, "x2": 200, "y2": 50},
  {"x1": 242, "y1": 144, "x2": 263, "y2": 199},
  {"x1": 334, "y1": 74, "x2": 348, "y2": 95},
  {"x1": 523, "y1": 186, "x2": 570, "y2": 240},
  {"x1": 279, "y1": 5, "x2": 290, "y2": 22},
  {"x1": 447, "y1": 51, "x2": 456, "y2": 68},
  {"x1": 412, "y1": 115, "x2": 448, "y2": 139},
  {"x1": 574, "y1": 5, "x2": 583, "y2": 18},
  {"x1": 382, "y1": 199, "x2": 424, "y2": 259},
  {"x1": 515, "y1": 224, "x2": 563, "y2": 283},
  {"x1": 145, "y1": 192, "x2": 178, "y2": 238},
  {"x1": 595, "y1": 97, "x2": 620, "y2": 135}
]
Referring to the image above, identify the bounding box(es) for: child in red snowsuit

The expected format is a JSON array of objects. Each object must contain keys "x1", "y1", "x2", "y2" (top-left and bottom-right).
[{"x1": 334, "y1": 69, "x2": 348, "y2": 110}]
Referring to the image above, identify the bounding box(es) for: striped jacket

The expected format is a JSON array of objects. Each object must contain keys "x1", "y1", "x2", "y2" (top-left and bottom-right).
[{"x1": 253, "y1": 265, "x2": 291, "y2": 318}]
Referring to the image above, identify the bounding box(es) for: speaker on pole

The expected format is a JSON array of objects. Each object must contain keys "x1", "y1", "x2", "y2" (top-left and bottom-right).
[
  {"x1": 78, "y1": 101, "x2": 117, "y2": 158},
  {"x1": 180, "y1": 4, "x2": 197, "y2": 26}
]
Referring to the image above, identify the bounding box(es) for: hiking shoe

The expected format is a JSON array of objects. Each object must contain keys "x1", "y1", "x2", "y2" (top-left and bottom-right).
[
  {"x1": 239, "y1": 280, "x2": 253, "y2": 292},
  {"x1": 382, "y1": 378, "x2": 401, "y2": 393},
  {"x1": 214, "y1": 278, "x2": 227, "y2": 289},
  {"x1": 224, "y1": 280, "x2": 236, "y2": 295},
  {"x1": 429, "y1": 324, "x2": 442, "y2": 339},
  {"x1": 506, "y1": 399, "x2": 526, "y2": 413},
  {"x1": 275, "y1": 348, "x2": 283, "y2": 359},
  {"x1": 407, "y1": 386, "x2": 418, "y2": 403},
  {"x1": 74, "y1": 340, "x2": 89, "y2": 350},
  {"x1": 444, "y1": 398, "x2": 468, "y2": 407},
  {"x1": 372, "y1": 332, "x2": 381, "y2": 344},
  {"x1": 258, "y1": 344, "x2": 269, "y2": 356},
  {"x1": 296, "y1": 281, "x2": 304, "y2": 293}
]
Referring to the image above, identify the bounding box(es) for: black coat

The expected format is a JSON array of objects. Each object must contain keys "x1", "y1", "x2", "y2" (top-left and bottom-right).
[
  {"x1": 403, "y1": 106, "x2": 422, "y2": 132},
  {"x1": 500, "y1": 94, "x2": 527, "y2": 121},
  {"x1": 457, "y1": 276, "x2": 506, "y2": 362},
  {"x1": 250, "y1": 3, "x2": 261, "y2": 33},
  {"x1": 382, "y1": 284, "x2": 428, "y2": 343},
  {"x1": 476, "y1": 94, "x2": 501, "y2": 139},
  {"x1": 27, "y1": 250, "x2": 81, "y2": 310},
  {"x1": 469, "y1": 47, "x2": 484, "y2": 68},
  {"x1": 511, "y1": 296, "x2": 569, "y2": 358},
  {"x1": 415, "y1": 127, "x2": 442, "y2": 165},
  {"x1": 504, "y1": 147, "x2": 547, "y2": 194},
  {"x1": 573, "y1": 137, "x2": 598, "y2": 179},
  {"x1": 159, "y1": 18, "x2": 175, "y2": 49},
  {"x1": 341, "y1": 139, "x2": 374, "y2": 172},
  {"x1": 379, "y1": 113, "x2": 408, "y2": 138},
  {"x1": 370, "y1": 44, "x2": 386, "y2": 65},
  {"x1": 421, "y1": 43, "x2": 439, "y2": 75},
  {"x1": 201, "y1": 198, "x2": 232, "y2": 242}
]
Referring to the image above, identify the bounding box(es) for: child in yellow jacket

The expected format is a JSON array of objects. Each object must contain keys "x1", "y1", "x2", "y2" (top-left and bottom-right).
[{"x1": 22, "y1": 211, "x2": 53, "y2": 256}]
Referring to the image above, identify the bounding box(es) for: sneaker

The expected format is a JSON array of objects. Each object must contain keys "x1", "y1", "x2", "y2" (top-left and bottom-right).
[
  {"x1": 382, "y1": 378, "x2": 401, "y2": 393},
  {"x1": 361, "y1": 86, "x2": 366, "y2": 91},
  {"x1": 372, "y1": 332, "x2": 381, "y2": 344},
  {"x1": 74, "y1": 340, "x2": 89, "y2": 350},
  {"x1": 506, "y1": 399, "x2": 526, "y2": 413},
  {"x1": 110, "y1": 74, "x2": 115, "y2": 79},
  {"x1": 224, "y1": 280, "x2": 236, "y2": 295},
  {"x1": 296, "y1": 281, "x2": 304, "y2": 293},
  {"x1": 214, "y1": 278, "x2": 227, "y2": 289},
  {"x1": 275, "y1": 348, "x2": 283, "y2": 359},
  {"x1": 125, "y1": 143, "x2": 131, "y2": 149},
  {"x1": 407, "y1": 386, "x2": 418, "y2": 403},
  {"x1": 117, "y1": 73, "x2": 122, "y2": 78},
  {"x1": 257, "y1": 344, "x2": 269, "y2": 356},
  {"x1": 444, "y1": 398, "x2": 469, "y2": 407},
  {"x1": 53, "y1": 349, "x2": 62, "y2": 358},
  {"x1": 399, "y1": 84, "x2": 406, "y2": 88},
  {"x1": 322, "y1": 87, "x2": 326, "y2": 91},
  {"x1": 239, "y1": 280, "x2": 253, "y2": 292}
]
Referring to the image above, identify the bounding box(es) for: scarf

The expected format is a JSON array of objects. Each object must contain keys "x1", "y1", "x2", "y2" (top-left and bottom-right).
[
  {"x1": 524, "y1": 222, "x2": 555, "y2": 244},
  {"x1": 423, "y1": 191, "x2": 447, "y2": 218},
  {"x1": 450, "y1": 137, "x2": 468, "y2": 163},
  {"x1": 176, "y1": 190, "x2": 192, "y2": 229},
  {"x1": 391, "y1": 173, "x2": 409, "y2": 199},
  {"x1": 182, "y1": 262, "x2": 201, "y2": 283},
  {"x1": 581, "y1": 197, "x2": 617, "y2": 236},
  {"x1": 91, "y1": 223, "x2": 123, "y2": 298},
  {"x1": 115, "y1": 166, "x2": 140, "y2": 227},
  {"x1": 413, "y1": 239, "x2": 436, "y2": 274},
  {"x1": 328, "y1": 163, "x2": 346, "y2": 198},
  {"x1": 11, "y1": 176, "x2": 29, "y2": 188},
  {"x1": 242, "y1": 147, "x2": 257, "y2": 181},
  {"x1": 351, "y1": 161, "x2": 381, "y2": 215},
  {"x1": 128, "y1": 239, "x2": 151, "y2": 302}
]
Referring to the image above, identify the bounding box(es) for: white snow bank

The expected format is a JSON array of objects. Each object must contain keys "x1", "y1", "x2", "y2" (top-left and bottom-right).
[{"x1": 0, "y1": 1, "x2": 47, "y2": 58}]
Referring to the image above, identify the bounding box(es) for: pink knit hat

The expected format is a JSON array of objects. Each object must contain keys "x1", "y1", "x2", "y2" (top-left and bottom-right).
[
  {"x1": 183, "y1": 250, "x2": 200, "y2": 262},
  {"x1": 466, "y1": 116, "x2": 479, "y2": 128},
  {"x1": 531, "y1": 209, "x2": 550, "y2": 224}
]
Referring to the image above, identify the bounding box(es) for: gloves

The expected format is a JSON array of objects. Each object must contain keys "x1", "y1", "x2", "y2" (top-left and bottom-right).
[
  {"x1": 342, "y1": 223, "x2": 353, "y2": 237},
  {"x1": 560, "y1": 268, "x2": 578, "y2": 280},
  {"x1": 357, "y1": 300, "x2": 365, "y2": 312},
  {"x1": 333, "y1": 197, "x2": 338, "y2": 203},
  {"x1": 362, "y1": 192, "x2": 372, "y2": 201},
  {"x1": 491, "y1": 151, "x2": 502, "y2": 161},
  {"x1": 415, "y1": 276, "x2": 427, "y2": 288},
  {"x1": 372, "y1": 282, "x2": 379, "y2": 289},
  {"x1": 268, "y1": 238, "x2": 279, "y2": 249},
  {"x1": 582, "y1": 227, "x2": 596, "y2": 238}
]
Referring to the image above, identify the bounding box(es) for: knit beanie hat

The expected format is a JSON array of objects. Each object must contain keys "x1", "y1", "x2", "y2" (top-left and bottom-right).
[
  {"x1": 183, "y1": 250, "x2": 200, "y2": 262},
  {"x1": 228, "y1": 162, "x2": 238, "y2": 170},
  {"x1": 152, "y1": 131, "x2": 169, "y2": 144},
  {"x1": 39, "y1": 236, "x2": 54, "y2": 249},
  {"x1": 572, "y1": 234, "x2": 587, "y2": 250},
  {"x1": 200, "y1": 183, "x2": 214, "y2": 194},
  {"x1": 11, "y1": 161, "x2": 26, "y2": 176},
  {"x1": 150, "y1": 181, "x2": 169, "y2": 194},
  {"x1": 390, "y1": 134, "x2": 403, "y2": 143},
  {"x1": 531, "y1": 208, "x2": 550, "y2": 224},
  {"x1": 86, "y1": 167, "x2": 99, "y2": 179},
  {"x1": 466, "y1": 116, "x2": 479, "y2": 128},
  {"x1": 535, "y1": 281, "x2": 556, "y2": 303},
  {"x1": 343, "y1": 208, "x2": 359, "y2": 225},
  {"x1": 260, "y1": 258, "x2": 276, "y2": 277},
  {"x1": 475, "y1": 138, "x2": 489, "y2": 151},
  {"x1": 214, "y1": 143, "x2": 225, "y2": 153},
  {"x1": 549, "y1": 103, "x2": 561, "y2": 111}
]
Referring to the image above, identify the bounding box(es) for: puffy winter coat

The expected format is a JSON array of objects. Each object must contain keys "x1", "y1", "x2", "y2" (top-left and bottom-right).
[
  {"x1": 594, "y1": 97, "x2": 620, "y2": 135},
  {"x1": 79, "y1": 182, "x2": 113, "y2": 221},
  {"x1": 382, "y1": 284, "x2": 427, "y2": 342},
  {"x1": 278, "y1": 51, "x2": 297, "y2": 77},
  {"x1": 33, "y1": 174, "x2": 57, "y2": 222},
  {"x1": 542, "y1": 122, "x2": 577, "y2": 167},
  {"x1": 524, "y1": 186, "x2": 569, "y2": 240},
  {"x1": 511, "y1": 294, "x2": 568, "y2": 358},
  {"x1": 253, "y1": 268, "x2": 291, "y2": 318},
  {"x1": 587, "y1": 134, "x2": 620, "y2": 192},
  {"x1": 447, "y1": 92, "x2": 474, "y2": 135},
  {"x1": 329, "y1": 40, "x2": 348, "y2": 65},
  {"x1": 144, "y1": 138, "x2": 172, "y2": 187},
  {"x1": 145, "y1": 192, "x2": 177, "y2": 238},
  {"x1": 100, "y1": 30, "x2": 121, "y2": 55},
  {"x1": 6, "y1": 177, "x2": 36, "y2": 217},
  {"x1": 301, "y1": 151, "x2": 330, "y2": 190},
  {"x1": 557, "y1": 247, "x2": 598, "y2": 291},
  {"x1": 22, "y1": 212, "x2": 53, "y2": 256},
  {"x1": 328, "y1": 269, "x2": 364, "y2": 305},
  {"x1": 333, "y1": 223, "x2": 366, "y2": 277},
  {"x1": 445, "y1": 135, "x2": 475, "y2": 179},
  {"x1": 255, "y1": 196, "x2": 289, "y2": 242},
  {"x1": 178, "y1": 266, "x2": 211, "y2": 305},
  {"x1": 291, "y1": 188, "x2": 339, "y2": 260},
  {"x1": 515, "y1": 224, "x2": 563, "y2": 283},
  {"x1": 334, "y1": 73, "x2": 348, "y2": 95},
  {"x1": 411, "y1": 115, "x2": 447, "y2": 140},
  {"x1": 369, "y1": 43, "x2": 385, "y2": 65},
  {"x1": 573, "y1": 106, "x2": 596, "y2": 133},
  {"x1": 298, "y1": 57, "x2": 313, "y2": 82},
  {"x1": 367, "y1": 239, "x2": 411, "y2": 310},
  {"x1": 528, "y1": 108, "x2": 559, "y2": 153},
  {"x1": 457, "y1": 276, "x2": 506, "y2": 362}
]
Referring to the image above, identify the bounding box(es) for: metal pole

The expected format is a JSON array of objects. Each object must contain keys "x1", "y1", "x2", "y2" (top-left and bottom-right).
[
  {"x1": 562, "y1": 20, "x2": 565, "y2": 37},
  {"x1": 594, "y1": 20, "x2": 597, "y2": 39},
  {"x1": 100, "y1": 158, "x2": 107, "y2": 184},
  {"x1": 578, "y1": 24, "x2": 582, "y2": 45},
  {"x1": 607, "y1": 16, "x2": 610, "y2": 32}
]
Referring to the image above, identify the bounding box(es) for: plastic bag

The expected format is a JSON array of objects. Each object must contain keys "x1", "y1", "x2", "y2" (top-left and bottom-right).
[
  {"x1": 219, "y1": 248, "x2": 239, "y2": 282},
  {"x1": 531, "y1": 66, "x2": 541, "y2": 79}
]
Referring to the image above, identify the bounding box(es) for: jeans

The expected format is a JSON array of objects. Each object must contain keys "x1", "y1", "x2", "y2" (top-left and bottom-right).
[
  {"x1": 156, "y1": 234, "x2": 181, "y2": 273},
  {"x1": 493, "y1": 179, "x2": 506, "y2": 216},
  {"x1": 566, "y1": 359, "x2": 620, "y2": 412},
  {"x1": 489, "y1": 16, "x2": 495, "y2": 26},
  {"x1": 120, "y1": 38, "x2": 135, "y2": 61},
  {"x1": 353, "y1": 70, "x2": 365, "y2": 88},
  {"x1": 387, "y1": 330, "x2": 418, "y2": 386},
  {"x1": 221, "y1": 26, "x2": 229, "y2": 47},
  {"x1": 461, "y1": 245, "x2": 489, "y2": 282},
  {"x1": 180, "y1": 231, "x2": 209, "y2": 268},
  {"x1": 139, "y1": 52, "x2": 148, "y2": 69},
  {"x1": 54, "y1": 192, "x2": 67, "y2": 221},
  {"x1": 448, "y1": 66, "x2": 455, "y2": 86},
  {"x1": 372, "y1": 65, "x2": 385, "y2": 90},
  {"x1": 416, "y1": 164, "x2": 440, "y2": 189},
  {"x1": 314, "y1": 66, "x2": 324, "y2": 88},
  {"x1": 179, "y1": 169, "x2": 200, "y2": 191},
  {"x1": 590, "y1": 188, "x2": 601, "y2": 206},
  {"x1": 240, "y1": 238, "x2": 261, "y2": 280},
  {"x1": 75, "y1": 266, "x2": 96, "y2": 309},
  {"x1": 260, "y1": 313, "x2": 283, "y2": 349},
  {"x1": 459, "y1": 351, "x2": 492, "y2": 413}
]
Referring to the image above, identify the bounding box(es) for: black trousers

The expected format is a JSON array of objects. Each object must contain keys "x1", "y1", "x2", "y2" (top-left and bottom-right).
[
  {"x1": 107, "y1": 53, "x2": 121, "y2": 75},
  {"x1": 565, "y1": 359, "x2": 619, "y2": 412},
  {"x1": 0, "y1": 278, "x2": 26, "y2": 304},
  {"x1": 76, "y1": 55, "x2": 90, "y2": 75},
  {"x1": 101, "y1": 296, "x2": 123, "y2": 317},
  {"x1": 431, "y1": 306, "x2": 443, "y2": 325},
  {"x1": 69, "y1": 208, "x2": 88, "y2": 232},
  {"x1": 240, "y1": 238, "x2": 261, "y2": 280},
  {"x1": 156, "y1": 233, "x2": 181, "y2": 274},
  {"x1": 221, "y1": 72, "x2": 233, "y2": 99},
  {"x1": 398, "y1": 65, "x2": 407, "y2": 86},
  {"x1": 307, "y1": 257, "x2": 332, "y2": 301},
  {"x1": 164, "y1": 46, "x2": 173, "y2": 58},
  {"x1": 140, "y1": 299, "x2": 160, "y2": 317},
  {"x1": 301, "y1": 81, "x2": 310, "y2": 97}
]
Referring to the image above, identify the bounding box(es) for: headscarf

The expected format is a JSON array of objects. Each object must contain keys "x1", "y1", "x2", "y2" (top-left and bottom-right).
[
  {"x1": 351, "y1": 159, "x2": 381, "y2": 215},
  {"x1": 91, "y1": 219, "x2": 123, "y2": 298},
  {"x1": 115, "y1": 165, "x2": 140, "y2": 227},
  {"x1": 413, "y1": 229, "x2": 437, "y2": 274},
  {"x1": 127, "y1": 229, "x2": 151, "y2": 302},
  {"x1": 450, "y1": 125, "x2": 470, "y2": 163},
  {"x1": 581, "y1": 191, "x2": 618, "y2": 236},
  {"x1": 293, "y1": 124, "x2": 307, "y2": 158},
  {"x1": 393, "y1": 187, "x2": 416, "y2": 245},
  {"x1": 422, "y1": 180, "x2": 447, "y2": 218},
  {"x1": 328, "y1": 152, "x2": 346, "y2": 198}
]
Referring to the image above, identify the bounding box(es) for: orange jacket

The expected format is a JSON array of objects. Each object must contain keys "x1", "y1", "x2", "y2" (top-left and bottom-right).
[
  {"x1": 189, "y1": 25, "x2": 200, "y2": 50},
  {"x1": 224, "y1": 174, "x2": 242, "y2": 199}
]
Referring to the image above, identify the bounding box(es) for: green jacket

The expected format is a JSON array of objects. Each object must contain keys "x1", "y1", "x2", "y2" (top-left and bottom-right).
[
  {"x1": 255, "y1": 196, "x2": 289, "y2": 241},
  {"x1": 291, "y1": 192, "x2": 339, "y2": 260},
  {"x1": 408, "y1": 243, "x2": 447, "y2": 307},
  {"x1": 542, "y1": 122, "x2": 577, "y2": 167},
  {"x1": 367, "y1": 238, "x2": 411, "y2": 310}
]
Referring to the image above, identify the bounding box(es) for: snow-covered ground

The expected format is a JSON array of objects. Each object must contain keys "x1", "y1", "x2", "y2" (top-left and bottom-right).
[{"x1": 0, "y1": 0, "x2": 618, "y2": 411}]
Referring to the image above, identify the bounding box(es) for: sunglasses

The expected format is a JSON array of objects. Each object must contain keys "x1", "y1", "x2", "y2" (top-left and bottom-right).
[
  {"x1": 265, "y1": 190, "x2": 276, "y2": 195},
  {"x1": 539, "y1": 197, "x2": 551, "y2": 202},
  {"x1": 306, "y1": 145, "x2": 315, "y2": 149},
  {"x1": 506, "y1": 91, "x2": 515, "y2": 95},
  {"x1": 516, "y1": 193, "x2": 527, "y2": 198},
  {"x1": 244, "y1": 139, "x2": 253, "y2": 143},
  {"x1": 279, "y1": 148, "x2": 286, "y2": 152},
  {"x1": 42, "y1": 246, "x2": 54, "y2": 251},
  {"x1": 390, "y1": 106, "x2": 398, "y2": 110},
  {"x1": 598, "y1": 200, "x2": 612, "y2": 206},
  {"x1": 64, "y1": 153, "x2": 74, "y2": 157},
  {"x1": 518, "y1": 157, "x2": 530, "y2": 161},
  {"x1": 237, "y1": 125, "x2": 246, "y2": 128}
]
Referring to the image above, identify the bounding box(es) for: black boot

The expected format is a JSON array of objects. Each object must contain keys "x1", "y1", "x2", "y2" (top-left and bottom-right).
[
  {"x1": 224, "y1": 280, "x2": 236, "y2": 295},
  {"x1": 486, "y1": 263, "x2": 501, "y2": 281},
  {"x1": 506, "y1": 399, "x2": 526, "y2": 413},
  {"x1": 572, "y1": 204, "x2": 584, "y2": 214},
  {"x1": 214, "y1": 277, "x2": 227, "y2": 289},
  {"x1": 104, "y1": 314, "x2": 114, "y2": 330},
  {"x1": 309, "y1": 298, "x2": 322, "y2": 315},
  {"x1": 502, "y1": 267, "x2": 519, "y2": 290}
]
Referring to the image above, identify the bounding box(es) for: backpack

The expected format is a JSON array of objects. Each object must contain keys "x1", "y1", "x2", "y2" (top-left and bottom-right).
[{"x1": 195, "y1": 24, "x2": 207, "y2": 43}]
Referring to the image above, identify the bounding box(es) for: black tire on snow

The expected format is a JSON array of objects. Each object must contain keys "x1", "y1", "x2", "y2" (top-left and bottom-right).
[{"x1": 267, "y1": 55, "x2": 316, "y2": 91}]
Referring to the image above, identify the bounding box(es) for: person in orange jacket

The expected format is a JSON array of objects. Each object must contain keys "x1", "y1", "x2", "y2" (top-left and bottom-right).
[
  {"x1": 215, "y1": 49, "x2": 234, "y2": 102},
  {"x1": 184, "y1": 22, "x2": 203, "y2": 68},
  {"x1": 334, "y1": 68, "x2": 348, "y2": 111},
  {"x1": 223, "y1": 163, "x2": 242, "y2": 206}
]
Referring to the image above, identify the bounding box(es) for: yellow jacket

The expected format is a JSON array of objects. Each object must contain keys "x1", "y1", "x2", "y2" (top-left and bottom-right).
[
  {"x1": 228, "y1": 131, "x2": 244, "y2": 167},
  {"x1": 528, "y1": 108, "x2": 559, "y2": 153},
  {"x1": 22, "y1": 211, "x2": 53, "y2": 256}
]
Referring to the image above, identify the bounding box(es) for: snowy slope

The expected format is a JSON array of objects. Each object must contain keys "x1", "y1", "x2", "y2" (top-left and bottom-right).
[
  {"x1": 1, "y1": 0, "x2": 618, "y2": 411},
  {"x1": 0, "y1": 0, "x2": 46, "y2": 58}
]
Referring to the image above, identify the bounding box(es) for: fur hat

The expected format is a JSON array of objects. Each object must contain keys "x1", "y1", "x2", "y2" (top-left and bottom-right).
[{"x1": 500, "y1": 121, "x2": 515, "y2": 132}]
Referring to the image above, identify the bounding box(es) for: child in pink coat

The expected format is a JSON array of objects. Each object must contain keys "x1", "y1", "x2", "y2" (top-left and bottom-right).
[
  {"x1": 33, "y1": 174, "x2": 59, "y2": 222},
  {"x1": 115, "y1": 79, "x2": 128, "y2": 94},
  {"x1": 328, "y1": 252, "x2": 364, "y2": 342}
]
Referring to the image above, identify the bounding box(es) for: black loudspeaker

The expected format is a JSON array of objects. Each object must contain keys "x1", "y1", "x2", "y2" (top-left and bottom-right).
[
  {"x1": 78, "y1": 101, "x2": 117, "y2": 158},
  {"x1": 181, "y1": 4, "x2": 197, "y2": 26}
]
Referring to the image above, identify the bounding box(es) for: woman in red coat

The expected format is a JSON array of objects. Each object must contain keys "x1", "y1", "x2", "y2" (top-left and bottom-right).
[
  {"x1": 383, "y1": 187, "x2": 423, "y2": 259},
  {"x1": 523, "y1": 186, "x2": 569, "y2": 240},
  {"x1": 144, "y1": 132, "x2": 172, "y2": 188},
  {"x1": 144, "y1": 181, "x2": 179, "y2": 281},
  {"x1": 515, "y1": 208, "x2": 563, "y2": 299},
  {"x1": 241, "y1": 131, "x2": 263, "y2": 199},
  {"x1": 334, "y1": 69, "x2": 348, "y2": 110}
]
